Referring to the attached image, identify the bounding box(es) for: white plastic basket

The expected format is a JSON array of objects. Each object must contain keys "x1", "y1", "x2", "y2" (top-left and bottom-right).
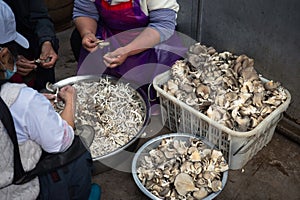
[{"x1": 153, "y1": 70, "x2": 291, "y2": 170}]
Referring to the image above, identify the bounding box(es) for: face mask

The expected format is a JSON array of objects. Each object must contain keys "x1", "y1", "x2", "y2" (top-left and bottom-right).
[{"x1": 4, "y1": 61, "x2": 17, "y2": 79}]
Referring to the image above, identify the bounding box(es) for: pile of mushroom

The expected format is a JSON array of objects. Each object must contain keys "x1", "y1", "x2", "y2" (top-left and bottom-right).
[
  {"x1": 162, "y1": 43, "x2": 287, "y2": 131},
  {"x1": 137, "y1": 137, "x2": 228, "y2": 199},
  {"x1": 54, "y1": 77, "x2": 146, "y2": 157}
]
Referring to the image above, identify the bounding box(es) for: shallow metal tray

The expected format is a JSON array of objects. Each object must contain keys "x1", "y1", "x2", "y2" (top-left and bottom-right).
[{"x1": 54, "y1": 75, "x2": 151, "y2": 174}]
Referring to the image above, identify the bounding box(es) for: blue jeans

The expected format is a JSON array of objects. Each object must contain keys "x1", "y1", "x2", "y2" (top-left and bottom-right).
[{"x1": 38, "y1": 151, "x2": 92, "y2": 200}]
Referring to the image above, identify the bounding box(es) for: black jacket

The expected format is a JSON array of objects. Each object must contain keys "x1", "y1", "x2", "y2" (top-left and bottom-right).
[{"x1": 3, "y1": 0, "x2": 59, "y2": 57}]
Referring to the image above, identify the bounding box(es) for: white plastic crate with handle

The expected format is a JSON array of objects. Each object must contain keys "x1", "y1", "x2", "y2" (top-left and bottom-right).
[{"x1": 153, "y1": 70, "x2": 291, "y2": 170}]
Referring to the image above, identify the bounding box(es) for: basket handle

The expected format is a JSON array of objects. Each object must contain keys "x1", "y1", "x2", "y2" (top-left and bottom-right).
[{"x1": 232, "y1": 135, "x2": 257, "y2": 156}]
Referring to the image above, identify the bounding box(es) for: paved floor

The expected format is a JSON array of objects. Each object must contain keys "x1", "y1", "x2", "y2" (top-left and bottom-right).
[
  {"x1": 55, "y1": 28, "x2": 300, "y2": 200},
  {"x1": 89, "y1": 115, "x2": 300, "y2": 200}
]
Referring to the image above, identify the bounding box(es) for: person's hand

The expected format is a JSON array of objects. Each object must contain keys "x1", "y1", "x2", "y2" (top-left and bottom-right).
[
  {"x1": 58, "y1": 85, "x2": 76, "y2": 104},
  {"x1": 16, "y1": 55, "x2": 37, "y2": 76},
  {"x1": 42, "y1": 93, "x2": 56, "y2": 100},
  {"x1": 103, "y1": 47, "x2": 129, "y2": 68},
  {"x1": 39, "y1": 41, "x2": 58, "y2": 68},
  {"x1": 42, "y1": 93, "x2": 56, "y2": 106},
  {"x1": 82, "y1": 33, "x2": 99, "y2": 52},
  {"x1": 59, "y1": 85, "x2": 76, "y2": 128}
]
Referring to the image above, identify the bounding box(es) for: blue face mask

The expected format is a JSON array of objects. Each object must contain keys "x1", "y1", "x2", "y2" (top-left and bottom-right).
[
  {"x1": 0, "y1": 47, "x2": 17, "y2": 79},
  {"x1": 4, "y1": 62, "x2": 17, "y2": 80}
]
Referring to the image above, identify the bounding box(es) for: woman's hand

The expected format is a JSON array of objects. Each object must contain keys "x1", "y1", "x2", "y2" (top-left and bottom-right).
[
  {"x1": 59, "y1": 85, "x2": 76, "y2": 104},
  {"x1": 82, "y1": 33, "x2": 99, "y2": 53},
  {"x1": 16, "y1": 55, "x2": 37, "y2": 76},
  {"x1": 102, "y1": 27, "x2": 161, "y2": 68},
  {"x1": 59, "y1": 85, "x2": 76, "y2": 128},
  {"x1": 103, "y1": 47, "x2": 129, "y2": 68},
  {"x1": 42, "y1": 93, "x2": 56, "y2": 106},
  {"x1": 39, "y1": 41, "x2": 58, "y2": 68},
  {"x1": 74, "y1": 16, "x2": 98, "y2": 52}
]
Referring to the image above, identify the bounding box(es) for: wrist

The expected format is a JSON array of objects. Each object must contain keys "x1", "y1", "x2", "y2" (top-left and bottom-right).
[
  {"x1": 39, "y1": 36, "x2": 58, "y2": 49},
  {"x1": 122, "y1": 45, "x2": 134, "y2": 57},
  {"x1": 42, "y1": 41, "x2": 52, "y2": 47},
  {"x1": 82, "y1": 32, "x2": 95, "y2": 38},
  {"x1": 64, "y1": 96, "x2": 74, "y2": 104}
]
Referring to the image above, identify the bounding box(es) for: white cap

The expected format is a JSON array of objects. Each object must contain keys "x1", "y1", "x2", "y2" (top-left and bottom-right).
[{"x1": 0, "y1": 0, "x2": 29, "y2": 48}]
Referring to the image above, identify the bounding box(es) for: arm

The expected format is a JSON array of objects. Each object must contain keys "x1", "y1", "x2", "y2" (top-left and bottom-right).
[
  {"x1": 118, "y1": 8, "x2": 178, "y2": 55},
  {"x1": 74, "y1": 17, "x2": 99, "y2": 52},
  {"x1": 42, "y1": 89, "x2": 76, "y2": 129},
  {"x1": 11, "y1": 86, "x2": 75, "y2": 153},
  {"x1": 103, "y1": 27, "x2": 160, "y2": 68},
  {"x1": 103, "y1": 9, "x2": 176, "y2": 68},
  {"x1": 30, "y1": 0, "x2": 58, "y2": 68},
  {"x1": 148, "y1": 9, "x2": 177, "y2": 42},
  {"x1": 73, "y1": 0, "x2": 100, "y2": 52},
  {"x1": 103, "y1": 0, "x2": 179, "y2": 67},
  {"x1": 58, "y1": 85, "x2": 76, "y2": 129}
]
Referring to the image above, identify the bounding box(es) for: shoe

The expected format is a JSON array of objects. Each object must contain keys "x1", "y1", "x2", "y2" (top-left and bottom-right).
[{"x1": 88, "y1": 183, "x2": 101, "y2": 200}]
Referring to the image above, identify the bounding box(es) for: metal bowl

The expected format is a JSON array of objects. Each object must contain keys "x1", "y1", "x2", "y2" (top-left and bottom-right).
[
  {"x1": 53, "y1": 75, "x2": 151, "y2": 174},
  {"x1": 132, "y1": 133, "x2": 228, "y2": 200}
]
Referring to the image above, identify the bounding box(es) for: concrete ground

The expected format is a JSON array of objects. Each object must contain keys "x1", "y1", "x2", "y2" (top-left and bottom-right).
[{"x1": 55, "y1": 28, "x2": 300, "y2": 200}]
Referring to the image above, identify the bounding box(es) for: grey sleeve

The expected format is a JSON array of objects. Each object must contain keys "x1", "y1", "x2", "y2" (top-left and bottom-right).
[
  {"x1": 73, "y1": 0, "x2": 99, "y2": 21},
  {"x1": 148, "y1": 9, "x2": 177, "y2": 42}
]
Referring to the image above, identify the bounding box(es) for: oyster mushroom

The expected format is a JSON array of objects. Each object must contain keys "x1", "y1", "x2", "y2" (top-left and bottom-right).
[
  {"x1": 253, "y1": 92, "x2": 265, "y2": 107},
  {"x1": 152, "y1": 184, "x2": 163, "y2": 193},
  {"x1": 190, "y1": 150, "x2": 201, "y2": 162},
  {"x1": 210, "y1": 149, "x2": 223, "y2": 163},
  {"x1": 240, "y1": 67, "x2": 259, "y2": 82},
  {"x1": 163, "y1": 148, "x2": 177, "y2": 159},
  {"x1": 235, "y1": 116, "x2": 251, "y2": 131},
  {"x1": 174, "y1": 173, "x2": 199, "y2": 196},
  {"x1": 162, "y1": 42, "x2": 287, "y2": 132},
  {"x1": 264, "y1": 80, "x2": 280, "y2": 91},
  {"x1": 196, "y1": 84, "x2": 210, "y2": 99},
  {"x1": 260, "y1": 105, "x2": 273, "y2": 116},
  {"x1": 211, "y1": 180, "x2": 223, "y2": 192},
  {"x1": 171, "y1": 60, "x2": 189, "y2": 78},
  {"x1": 166, "y1": 80, "x2": 179, "y2": 95},
  {"x1": 159, "y1": 187, "x2": 170, "y2": 197},
  {"x1": 207, "y1": 106, "x2": 223, "y2": 122},
  {"x1": 263, "y1": 96, "x2": 283, "y2": 107},
  {"x1": 173, "y1": 140, "x2": 188, "y2": 155},
  {"x1": 190, "y1": 43, "x2": 207, "y2": 55},
  {"x1": 188, "y1": 146, "x2": 198, "y2": 155},
  {"x1": 180, "y1": 161, "x2": 194, "y2": 173},
  {"x1": 236, "y1": 54, "x2": 248, "y2": 63},
  {"x1": 207, "y1": 47, "x2": 217, "y2": 55},
  {"x1": 239, "y1": 105, "x2": 258, "y2": 116},
  {"x1": 233, "y1": 61, "x2": 242, "y2": 74},
  {"x1": 180, "y1": 83, "x2": 194, "y2": 93},
  {"x1": 187, "y1": 53, "x2": 203, "y2": 68},
  {"x1": 193, "y1": 187, "x2": 208, "y2": 199}
]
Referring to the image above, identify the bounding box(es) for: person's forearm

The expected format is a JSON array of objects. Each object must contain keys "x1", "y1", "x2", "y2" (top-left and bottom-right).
[
  {"x1": 30, "y1": 0, "x2": 57, "y2": 45},
  {"x1": 74, "y1": 16, "x2": 98, "y2": 38},
  {"x1": 125, "y1": 27, "x2": 160, "y2": 56},
  {"x1": 60, "y1": 99, "x2": 76, "y2": 129}
]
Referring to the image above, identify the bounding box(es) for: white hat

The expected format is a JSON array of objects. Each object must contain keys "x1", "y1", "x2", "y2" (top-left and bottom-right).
[{"x1": 0, "y1": 0, "x2": 29, "y2": 48}]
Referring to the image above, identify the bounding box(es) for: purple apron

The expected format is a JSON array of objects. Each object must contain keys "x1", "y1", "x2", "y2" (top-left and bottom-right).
[{"x1": 77, "y1": 0, "x2": 187, "y2": 100}]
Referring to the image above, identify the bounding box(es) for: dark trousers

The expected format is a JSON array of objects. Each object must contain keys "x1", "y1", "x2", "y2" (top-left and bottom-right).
[
  {"x1": 70, "y1": 28, "x2": 81, "y2": 62},
  {"x1": 38, "y1": 151, "x2": 93, "y2": 200}
]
